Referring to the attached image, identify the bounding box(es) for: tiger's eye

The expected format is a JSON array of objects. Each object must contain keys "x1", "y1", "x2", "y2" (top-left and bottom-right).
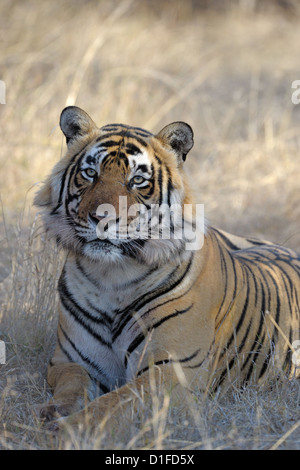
[
  {"x1": 132, "y1": 175, "x2": 145, "y2": 185},
  {"x1": 85, "y1": 168, "x2": 97, "y2": 178}
]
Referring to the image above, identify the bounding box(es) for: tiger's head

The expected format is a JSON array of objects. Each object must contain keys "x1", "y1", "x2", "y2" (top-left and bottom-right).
[{"x1": 35, "y1": 106, "x2": 201, "y2": 266}]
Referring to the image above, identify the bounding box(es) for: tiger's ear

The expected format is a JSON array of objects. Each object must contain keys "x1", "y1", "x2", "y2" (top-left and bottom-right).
[
  {"x1": 60, "y1": 106, "x2": 97, "y2": 145},
  {"x1": 156, "y1": 122, "x2": 194, "y2": 163}
]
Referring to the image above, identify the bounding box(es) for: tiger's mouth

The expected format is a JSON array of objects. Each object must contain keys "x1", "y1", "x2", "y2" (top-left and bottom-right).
[
  {"x1": 84, "y1": 228, "x2": 146, "y2": 259},
  {"x1": 87, "y1": 212, "x2": 143, "y2": 245}
]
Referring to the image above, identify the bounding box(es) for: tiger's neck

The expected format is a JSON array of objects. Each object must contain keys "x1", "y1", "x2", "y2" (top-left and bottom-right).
[
  {"x1": 64, "y1": 251, "x2": 193, "y2": 311},
  {"x1": 73, "y1": 253, "x2": 157, "y2": 289},
  {"x1": 60, "y1": 234, "x2": 219, "y2": 323}
]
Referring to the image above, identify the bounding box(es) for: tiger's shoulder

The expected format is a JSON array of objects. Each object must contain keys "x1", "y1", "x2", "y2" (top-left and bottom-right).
[{"x1": 209, "y1": 226, "x2": 300, "y2": 259}]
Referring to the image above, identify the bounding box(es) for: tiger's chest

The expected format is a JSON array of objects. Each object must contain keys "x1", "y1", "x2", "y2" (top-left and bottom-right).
[{"x1": 58, "y1": 257, "x2": 160, "y2": 392}]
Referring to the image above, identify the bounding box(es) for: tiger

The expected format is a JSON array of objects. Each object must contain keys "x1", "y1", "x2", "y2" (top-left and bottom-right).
[{"x1": 34, "y1": 105, "x2": 300, "y2": 429}]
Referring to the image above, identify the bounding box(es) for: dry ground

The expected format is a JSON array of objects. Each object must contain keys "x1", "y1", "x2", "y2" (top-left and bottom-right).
[{"x1": 0, "y1": 0, "x2": 300, "y2": 450}]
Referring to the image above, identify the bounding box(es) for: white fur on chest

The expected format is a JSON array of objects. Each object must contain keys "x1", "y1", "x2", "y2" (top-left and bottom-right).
[{"x1": 60, "y1": 255, "x2": 168, "y2": 391}]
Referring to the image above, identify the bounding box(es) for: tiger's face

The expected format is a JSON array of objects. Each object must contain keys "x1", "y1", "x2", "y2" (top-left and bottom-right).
[{"x1": 35, "y1": 106, "x2": 196, "y2": 265}]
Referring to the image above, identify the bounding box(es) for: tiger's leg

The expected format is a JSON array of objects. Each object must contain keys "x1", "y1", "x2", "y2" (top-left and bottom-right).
[
  {"x1": 53, "y1": 362, "x2": 204, "y2": 431},
  {"x1": 37, "y1": 362, "x2": 93, "y2": 421}
]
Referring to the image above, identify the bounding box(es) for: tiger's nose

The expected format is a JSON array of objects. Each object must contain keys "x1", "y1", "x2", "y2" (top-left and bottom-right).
[
  {"x1": 89, "y1": 211, "x2": 119, "y2": 228},
  {"x1": 89, "y1": 212, "x2": 107, "y2": 226},
  {"x1": 90, "y1": 212, "x2": 106, "y2": 221}
]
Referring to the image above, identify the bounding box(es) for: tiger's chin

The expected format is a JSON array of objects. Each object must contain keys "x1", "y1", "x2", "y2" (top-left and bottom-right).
[
  {"x1": 79, "y1": 237, "x2": 188, "y2": 267},
  {"x1": 81, "y1": 240, "x2": 126, "y2": 264},
  {"x1": 45, "y1": 218, "x2": 190, "y2": 266}
]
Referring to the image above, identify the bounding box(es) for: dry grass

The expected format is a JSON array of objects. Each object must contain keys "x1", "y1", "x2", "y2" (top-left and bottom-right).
[{"x1": 0, "y1": 0, "x2": 300, "y2": 450}]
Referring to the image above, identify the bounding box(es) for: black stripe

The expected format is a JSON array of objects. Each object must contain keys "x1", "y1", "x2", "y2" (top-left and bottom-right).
[
  {"x1": 246, "y1": 238, "x2": 267, "y2": 246},
  {"x1": 216, "y1": 320, "x2": 253, "y2": 388},
  {"x1": 117, "y1": 152, "x2": 130, "y2": 168},
  {"x1": 177, "y1": 348, "x2": 201, "y2": 363},
  {"x1": 58, "y1": 271, "x2": 112, "y2": 348},
  {"x1": 124, "y1": 333, "x2": 145, "y2": 367},
  {"x1": 59, "y1": 324, "x2": 109, "y2": 390},
  {"x1": 125, "y1": 143, "x2": 142, "y2": 155},
  {"x1": 91, "y1": 377, "x2": 110, "y2": 395},
  {"x1": 143, "y1": 164, "x2": 155, "y2": 199},
  {"x1": 243, "y1": 261, "x2": 259, "y2": 307},
  {"x1": 241, "y1": 281, "x2": 266, "y2": 371},
  {"x1": 124, "y1": 305, "x2": 193, "y2": 367},
  {"x1": 219, "y1": 275, "x2": 251, "y2": 358},
  {"x1": 240, "y1": 259, "x2": 280, "y2": 383},
  {"x1": 152, "y1": 304, "x2": 193, "y2": 331},
  {"x1": 85, "y1": 298, "x2": 113, "y2": 327},
  {"x1": 96, "y1": 132, "x2": 123, "y2": 142},
  {"x1": 157, "y1": 167, "x2": 163, "y2": 206},
  {"x1": 132, "y1": 126, "x2": 152, "y2": 136},
  {"x1": 282, "y1": 327, "x2": 293, "y2": 375},
  {"x1": 216, "y1": 239, "x2": 238, "y2": 328},
  {"x1": 154, "y1": 155, "x2": 164, "y2": 206},
  {"x1": 50, "y1": 146, "x2": 90, "y2": 215},
  {"x1": 96, "y1": 131, "x2": 148, "y2": 147},
  {"x1": 166, "y1": 166, "x2": 173, "y2": 207},
  {"x1": 99, "y1": 124, "x2": 151, "y2": 136},
  {"x1": 256, "y1": 267, "x2": 281, "y2": 380},
  {"x1": 136, "y1": 349, "x2": 200, "y2": 377},
  {"x1": 215, "y1": 234, "x2": 229, "y2": 324},
  {"x1": 61, "y1": 268, "x2": 111, "y2": 326},
  {"x1": 57, "y1": 334, "x2": 74, "y2": 362},
  {"x1": 277, "y1": 269, "x2": 293, "y2": 317},
  {"x1": 127, "y1": 283, "x2": 196, "y2": 336},
  {"x1": 137, "y1": 283, "x2": 195, "y2": 324},
  {"x1": 101, "y1": 124, "x2": 127, "y2": 131},
  {"x1": 112, "y1": 253, "x2": 194, "y2": 341},
  {"x1": 112, "y1": 262, "x2": 185, "y2": 339},
  {"x1": 244, "y1": 332, "x2": 266, "y2": 385},
  {"x1": 245, "y1": 257, "x2": 272, "y2": 311},
  {"x1": 64, "y1": 154, "x2": 88, "y2": 218},
  {"x1": 136, "y1": 164, "x2": 149, "y2": 174},
  {"x1": 137, "y1": 359, "x2": 171, "y2": 377},
  {"x1": 216, "y1": 230, "x2": 242, "y2": 251},
  {"x1": 96, "y1": 140, "x2": 119, "y2": 148}
]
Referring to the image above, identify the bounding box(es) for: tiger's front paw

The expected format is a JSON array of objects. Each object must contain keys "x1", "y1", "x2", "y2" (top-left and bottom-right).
[{"x1": 33, "y1": 399, "x2": 82, "y2": 422}]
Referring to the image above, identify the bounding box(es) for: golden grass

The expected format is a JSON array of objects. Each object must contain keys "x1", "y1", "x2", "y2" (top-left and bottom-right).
[{"x1": 0, "y1": 0, "x2": 300, "y2": 450}]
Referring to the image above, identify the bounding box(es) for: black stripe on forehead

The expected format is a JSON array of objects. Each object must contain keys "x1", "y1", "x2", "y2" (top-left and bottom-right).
[
  {"x1": 132, "y1": 127, "x2": 153, "y2": 137},
  {"x1": 96, "y1": 140, "x2": 120, "y2": 149},
  {"x1": 96, "y1": 131, "x2": 149, "y2": 147},
  {"x1": 85, "y1": 154, "x2": 98, "y2": 165},
  {"x1": 125, "y1": 143, "x2": 142, "y2": 155},
  {"x1": 101, "y1": 154, "x2": 115, "y2": 168},
  {"x1": 136, "y1": 164, "x2": 149, "y2": 173},
  {"x1": 101, "y1": 123, "x2": 152, "y2": 135},
  {"x1": 101, "y1": 151, "x2": 129, "y2": 169},
  {"x1": 101, "y1": 124, "x2": 127, "y2": 131},
  {"x1": 117, "y1": 152, "x2": 129, "y2": 168}
]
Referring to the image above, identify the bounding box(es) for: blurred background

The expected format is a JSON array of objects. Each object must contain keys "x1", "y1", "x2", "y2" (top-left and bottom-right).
[{"x1": 1, "y1": 0, "x2": 300, "y2": 271}]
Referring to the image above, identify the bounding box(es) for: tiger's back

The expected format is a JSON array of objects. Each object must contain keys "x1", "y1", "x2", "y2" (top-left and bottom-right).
[
  {"x1": 209, "y1": 227, "x2": 300, "y2": 389},
  {"x1": 34, "y1": 106, "x2": 300, "y2": 427}
]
